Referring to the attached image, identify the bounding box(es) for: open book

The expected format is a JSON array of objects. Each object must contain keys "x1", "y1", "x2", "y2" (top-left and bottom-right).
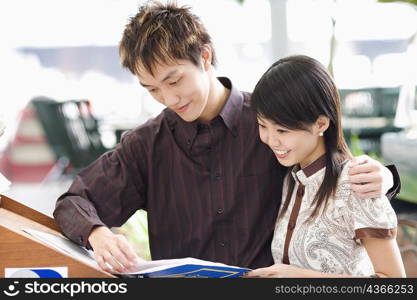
[
  {"x1": 118, "y1": 257, "x2": 250, "y2": 278},
  {"x1": 22, "y1": 228, "x2": 250, "y2": 278}
]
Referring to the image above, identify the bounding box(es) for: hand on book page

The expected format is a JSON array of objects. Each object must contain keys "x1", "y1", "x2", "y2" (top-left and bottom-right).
[
  {"x1": 87, "y1": 225, "x2": 140, "y2": 273},
  {"x1": 113, "y1": 257, "x2": 251, "y2": 278},
  {"x1": 21, "y1": 228, "x2": 138, "y2": 273},
  {"x1": 21, "y1": 228, "x2": 251, "y2": 278}
]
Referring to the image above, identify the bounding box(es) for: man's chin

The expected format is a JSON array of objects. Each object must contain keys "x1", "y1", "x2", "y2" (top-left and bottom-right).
[{"x1": 177, "y1": 113, "x2": 198, "y2": 123}]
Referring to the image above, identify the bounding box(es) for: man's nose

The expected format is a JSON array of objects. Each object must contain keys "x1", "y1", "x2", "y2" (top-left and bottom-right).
[{"x1": 161, "y1": 90, "x2": 181, "y2": 107}]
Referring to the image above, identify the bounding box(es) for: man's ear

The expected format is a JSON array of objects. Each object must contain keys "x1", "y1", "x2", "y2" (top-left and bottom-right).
[{"x1": 200, "y1": 44, "x2": 212, "y2": 71}]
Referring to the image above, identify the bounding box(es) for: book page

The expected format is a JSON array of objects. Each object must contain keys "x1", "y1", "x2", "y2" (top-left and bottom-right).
[
  {"x1": 21, "y1": 228, "x2": 248, "y2": 276},
  {"x1": 120, "y1": 257, "x2": 232, "y2": 275},
  {"x1": 21, "y1": 228, "x2": 98, "y2": 268}
]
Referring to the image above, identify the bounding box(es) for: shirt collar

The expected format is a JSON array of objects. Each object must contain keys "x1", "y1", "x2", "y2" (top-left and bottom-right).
[
  {"x1": 291, "y1": 154, "x2": 327, "y2": 185},
  {"x1": 165, "y1": 77, "x2": 244, "y2": 142},
  {"x1": 217, "y1": 77, "x2": 243, "y2": 137}
]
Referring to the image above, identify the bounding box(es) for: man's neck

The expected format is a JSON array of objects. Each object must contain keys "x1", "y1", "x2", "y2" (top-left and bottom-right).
[{"x1": 198, "y1": 75, "x2": 231, "y2": 124}]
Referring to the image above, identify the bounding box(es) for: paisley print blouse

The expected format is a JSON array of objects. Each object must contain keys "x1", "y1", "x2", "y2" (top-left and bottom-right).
[{"x1": 271, "y1": 155, "x2": 397, "y2": 276}]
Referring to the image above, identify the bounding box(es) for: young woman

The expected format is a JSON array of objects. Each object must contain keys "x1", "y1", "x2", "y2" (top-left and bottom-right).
[{"x1": 247, "y1": 55, "x2": 405, "y2": 278}]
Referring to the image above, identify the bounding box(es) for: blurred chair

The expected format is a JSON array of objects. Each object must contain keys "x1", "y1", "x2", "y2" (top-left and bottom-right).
[
  {"x1": 31, "y1": 97, "x2": 109, "y2": 180},
  {"x1": 339, "y1": 87, "x2": 401, "y2": 154},
  {"x1": 0, "y1": 101, "x2": 56, "y2": 182}
]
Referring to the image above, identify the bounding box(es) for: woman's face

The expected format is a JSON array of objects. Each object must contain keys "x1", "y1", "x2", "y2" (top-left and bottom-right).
[{"x1": 257, "y1": 116, "x2": 325, "y2": 168}]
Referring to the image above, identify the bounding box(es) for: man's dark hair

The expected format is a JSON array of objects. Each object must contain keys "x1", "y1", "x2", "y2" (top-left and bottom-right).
[{"x1": 119, "y1": 1, "x2": 217, "y2": 76}]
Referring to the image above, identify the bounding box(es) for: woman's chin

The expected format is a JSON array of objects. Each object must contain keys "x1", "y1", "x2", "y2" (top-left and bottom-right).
[{"x1": 276, "y1": 158, "x2": 296, "y2": 167}]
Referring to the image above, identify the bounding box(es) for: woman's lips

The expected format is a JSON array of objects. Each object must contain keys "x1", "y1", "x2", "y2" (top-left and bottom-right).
[{"x1": 273, "y1": 149, "x2": 291, "y2": 159}]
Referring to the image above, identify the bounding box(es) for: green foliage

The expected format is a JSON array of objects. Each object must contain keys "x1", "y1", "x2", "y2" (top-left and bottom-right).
[
  {"x1": 378, "y1": 0, "x2": 417, "y2": 6},
  {"x1": 396, "y1": 174, "x2": 417, "y2": 204},
  {"x1": 349, "y1": 133, "x2": 384, "y2": 163},
  {"x1": 348, "y1": 133, "x2": 364, "y2": 156},
  {"x1": 119, "y1": 210, "x2": 151, "y2": 260}
]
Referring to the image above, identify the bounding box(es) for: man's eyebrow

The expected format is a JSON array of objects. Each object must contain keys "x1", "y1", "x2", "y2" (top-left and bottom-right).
[
  {"x1": 139, "y1": 70, "x2": 179, "y2": 88},
  {"x1": 139, "y1": 81, "x2": 151, "y2": 88},
  {"x1": 161, "y1": 70, "x2": 179, "y2": 82}
]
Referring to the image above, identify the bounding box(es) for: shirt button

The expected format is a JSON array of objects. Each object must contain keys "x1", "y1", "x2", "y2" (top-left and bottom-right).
[
  {"x1": 220, "y1": 242, "x2": 226, "y2": 247},
  {"x1": 186, "y1": 139, "x2": 191, "y2": 145},
  {"x1": 79, "y1": 236, "x2": 84, "y2": 243},
  {"x1": 217, "y1": 208, "x2": 223, "y2": 214},
  {"x1": 215, "y1": 173, "x2": 221, "y2": 180}
]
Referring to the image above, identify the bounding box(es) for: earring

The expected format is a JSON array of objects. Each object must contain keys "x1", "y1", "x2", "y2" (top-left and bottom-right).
[{"x1": 318, "y1": 132, "x2": 323, "y2": 136}]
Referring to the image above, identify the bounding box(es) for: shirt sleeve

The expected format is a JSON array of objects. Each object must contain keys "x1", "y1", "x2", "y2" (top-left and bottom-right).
[
  {"x1": 385, "y1": 164, "x2": 401, "y2": 201},
  {"x1": 53, "y1": 130, "x2": 148, "y2": 247},
  {"x1": 334, "y1": 164, "x2": 398, "y2": 244},
  {"x1": 348, "y1": 189, "x2": 398, "y2": 243}
]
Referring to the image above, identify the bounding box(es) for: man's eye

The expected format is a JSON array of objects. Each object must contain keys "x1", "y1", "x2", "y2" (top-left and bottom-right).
[{"x1": 169, "y1": 78, "x2": 181, "y2": 86}]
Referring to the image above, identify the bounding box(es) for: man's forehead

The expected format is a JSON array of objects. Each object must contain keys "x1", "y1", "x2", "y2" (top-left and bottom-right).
[{"x1": 136, "y1": 60, "x2": 187, "y2": 82}]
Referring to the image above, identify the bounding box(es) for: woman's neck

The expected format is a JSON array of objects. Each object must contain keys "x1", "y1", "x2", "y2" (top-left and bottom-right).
[{"x1": 299, "y1": 138, "x2": 326, "y2": 169}]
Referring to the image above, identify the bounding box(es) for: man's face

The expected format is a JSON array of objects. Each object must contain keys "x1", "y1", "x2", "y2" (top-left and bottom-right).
[{"x1": 137, "y1": 59, "x2": 210, "y2": 122}]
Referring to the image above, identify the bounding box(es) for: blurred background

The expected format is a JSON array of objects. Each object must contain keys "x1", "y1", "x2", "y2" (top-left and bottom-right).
[{"x1": 0, "y1": 0, "x2": 416, "y2": 273}]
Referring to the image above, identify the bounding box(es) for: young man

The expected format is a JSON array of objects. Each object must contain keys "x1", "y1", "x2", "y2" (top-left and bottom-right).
[{"x1": 54, "y1": 2, "x2": 400, "y2": 273}]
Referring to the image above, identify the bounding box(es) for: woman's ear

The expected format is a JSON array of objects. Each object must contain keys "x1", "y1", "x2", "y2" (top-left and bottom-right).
[
  {"x1": 200, "y1": 44, "x2": 212, "y2": 71},
  {"x1": 315, "y1": 115, "x2": 330, "y2": 136}
]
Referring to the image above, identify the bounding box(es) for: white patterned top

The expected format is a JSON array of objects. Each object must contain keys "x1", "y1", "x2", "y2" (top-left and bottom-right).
[{"x1": 271, "y1": 157, "x2": 398, "y2": 276}]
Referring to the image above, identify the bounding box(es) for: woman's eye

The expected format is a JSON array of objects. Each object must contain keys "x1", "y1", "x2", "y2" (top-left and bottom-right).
[
  {"x1": 258, "y1": 124, "x2": 266, "y2": 128},
  {"x1": 277, "y1": 129, "x2": 287, "y2": 133}
]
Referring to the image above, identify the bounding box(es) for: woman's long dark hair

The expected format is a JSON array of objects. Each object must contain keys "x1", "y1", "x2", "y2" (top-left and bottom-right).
[{"x1": 251, "y1": 55, "x2": 352, "y2": 220}]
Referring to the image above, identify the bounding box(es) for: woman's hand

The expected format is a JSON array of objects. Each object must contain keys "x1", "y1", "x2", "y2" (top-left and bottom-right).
[{"x1": 245, "y1": 263, "x2": 310, "y2": 278}]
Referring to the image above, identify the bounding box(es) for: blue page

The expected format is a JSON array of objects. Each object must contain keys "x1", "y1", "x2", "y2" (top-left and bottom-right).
[{"x1": 140, "y1": 264, "x2": 251, "y2": 278}]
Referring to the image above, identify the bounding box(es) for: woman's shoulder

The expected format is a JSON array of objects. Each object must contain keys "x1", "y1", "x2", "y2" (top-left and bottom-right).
[
  {"x1": 333, "y1": 159, "x2": 397, "y2": 229},
  {"x1": 332, "y1": 159, "x2": 360, "y2": 210},
  {"x1": 334, "y1": 159, "x2": 352, "y2": 196},
  {"x1": 338, "y1": 159, "x2": 352, "y2": 181}
]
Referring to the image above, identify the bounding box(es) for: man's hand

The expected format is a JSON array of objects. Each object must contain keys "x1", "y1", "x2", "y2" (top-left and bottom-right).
[
  {"x1": 348, "y1": 155, "x2": 394, "y2": 199},
  {"x1": 88, "y1": 225, "x2": 140, "y2": 273}
]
